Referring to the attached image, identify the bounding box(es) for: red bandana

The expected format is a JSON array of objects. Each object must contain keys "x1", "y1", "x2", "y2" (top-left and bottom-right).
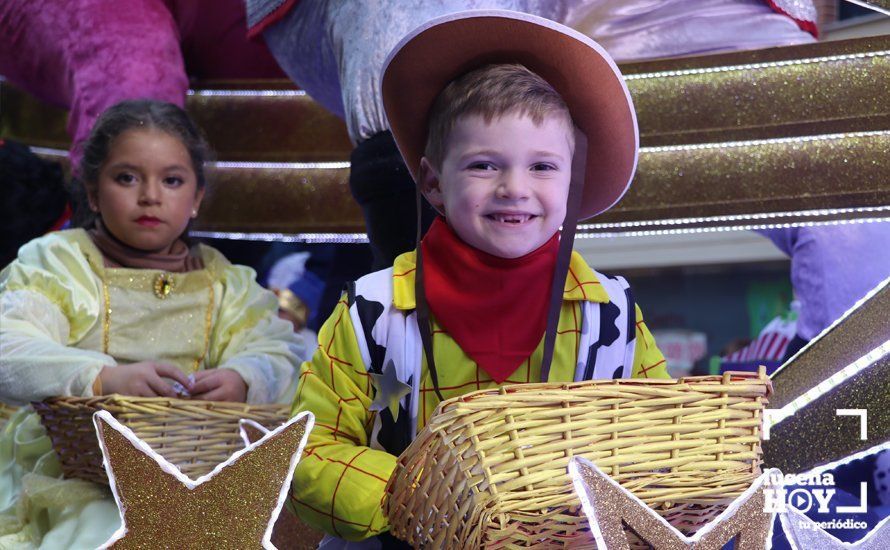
[{"x1": 420, "y1": 217, "x2": 559, "y2": 383}]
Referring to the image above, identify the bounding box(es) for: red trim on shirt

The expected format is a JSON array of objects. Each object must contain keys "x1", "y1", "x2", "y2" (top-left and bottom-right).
[
  {"x1": 765, "y1": 0, "x2": 819, "y2": 38},
  {"x1": 247, "y1": 0, "x2": 301, "y2": 39}
]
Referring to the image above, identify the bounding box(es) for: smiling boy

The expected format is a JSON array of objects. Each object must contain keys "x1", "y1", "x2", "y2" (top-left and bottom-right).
[{"x1": 290, "y1": 11, "x2": 668, "y2": 546}]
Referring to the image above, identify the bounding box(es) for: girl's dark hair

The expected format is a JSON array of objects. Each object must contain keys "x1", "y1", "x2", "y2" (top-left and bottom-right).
[{"x1": 74, "y1": 99, "x2": 211, "y2": 228}]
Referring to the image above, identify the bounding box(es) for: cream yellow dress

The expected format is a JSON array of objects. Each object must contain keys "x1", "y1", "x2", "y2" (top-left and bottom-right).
[{"x1": 0, "y1": 229, "x2": 304, "y2": 549}]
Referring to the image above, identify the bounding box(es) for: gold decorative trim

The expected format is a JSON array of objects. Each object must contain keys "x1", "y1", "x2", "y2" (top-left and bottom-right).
[
  {"x1": 101, "y1": 276, "x2": 111, "y2": 356},
  {"x1": 152, "y1": 273, "x2": 175, "y2": 299},
  {"x1": 194, "y1": 281, "x2": 215, "y2": 373},
  {"x1": 99, "y1": 270, "x2": 215, "y2": 372}
]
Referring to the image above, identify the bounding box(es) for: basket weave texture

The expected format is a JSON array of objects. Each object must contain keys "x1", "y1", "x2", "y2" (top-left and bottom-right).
[
  {"x1": 385, "y1": 371, "x2": 770, "y2": 548},
  {"x1": 33, "y1": 395, "x2": 290, "y2": 485}
]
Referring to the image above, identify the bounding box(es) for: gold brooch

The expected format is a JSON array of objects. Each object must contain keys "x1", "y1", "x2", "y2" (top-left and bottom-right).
[{"x1": 153, "y1": 273, "x2": 175, "y2": 299}]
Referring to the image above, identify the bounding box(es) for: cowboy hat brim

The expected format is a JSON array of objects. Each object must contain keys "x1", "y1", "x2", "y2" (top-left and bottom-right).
[{"x1": 381, "y1": 9, "x2": 638, "y2": 221}]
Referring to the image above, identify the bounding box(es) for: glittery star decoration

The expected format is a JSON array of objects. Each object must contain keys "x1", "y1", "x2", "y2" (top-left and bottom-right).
[
  {"x1": 780, "y1": 504, "x2": 890, "y2": 549},
  {"x1": 93, "y1": 410, "x2": 314, "y2": 549},
  {"x1": 369, "y1": 359, "x2": 412, "y2": 421},
  {"x1": 238, "y1": 419, "x2": 326, "y2": 550},
  {"x1": 569, "y1": 457, "x2": 779, "y2": 550}
]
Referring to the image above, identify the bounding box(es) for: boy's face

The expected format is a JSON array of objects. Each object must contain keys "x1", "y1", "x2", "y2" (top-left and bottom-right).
[{"x1": 420, "y1": 112, "x2": 573, "y2": 258}]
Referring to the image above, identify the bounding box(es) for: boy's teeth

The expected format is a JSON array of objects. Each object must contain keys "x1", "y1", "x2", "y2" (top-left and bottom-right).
[{"x1": 492, "y1": 214, "x2": 530, "y2": 223}]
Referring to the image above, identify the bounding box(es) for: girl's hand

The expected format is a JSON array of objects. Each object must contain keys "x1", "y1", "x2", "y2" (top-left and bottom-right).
[
  {"x1": 190, "y1": 369, "x2": 248, "y2": 402},
  {"x1": 98, "y1": 362, "x2": 194, "y2": 397}
]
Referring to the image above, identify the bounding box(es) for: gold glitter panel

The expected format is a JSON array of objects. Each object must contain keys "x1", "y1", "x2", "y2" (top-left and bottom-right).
[
  {"x1": 594, "y1": 132, "x2": 890, "y2": 225},
  {"x1": 32, "y1": 132, "x2": 888, "y2": 235},
  {"x1": 173, "y1": 132, "x2": 890, "y2": 232},
  {"x1": 622, "y1": 36, "x2": 889, "y2": 146},
  {"x1": 0, "y1": 80, "x2": 70, "y2": 150},
  {"x1": 770, "y1": 281, "x2": 889, "y2": 409},
  {"x1": 4, "y1": 36, "x2": 886, "y2": 159},
  {"x1": 763, "y1": 357, "x2": 890, "y2": 474},
  {"x1": 189, "y1": 92, "x2": 352, "y2": 162},
  {"x1": 0, "y1": 79, "x2": 352, "y2": 161},
  {"x1": 195, "y1": 165, "x2": 363, "y2": 233},
  {"x1": 96, "y1": 412, "x2": 309, "y2": 548}
]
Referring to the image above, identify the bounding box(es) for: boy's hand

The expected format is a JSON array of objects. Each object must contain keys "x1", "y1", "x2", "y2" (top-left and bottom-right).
[
  {"x1": 190, "y1": 369, "x2": 248, "y2": 402},
  {"x1": 99, "y1": 362, "x2": 193, "y2": 398}
]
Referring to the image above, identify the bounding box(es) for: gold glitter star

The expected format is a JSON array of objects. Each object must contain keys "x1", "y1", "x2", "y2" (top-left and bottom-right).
[
  {"x1": 570, "y1": 458, "x2": 778, "y2": 550},
  {"x1": 93, "y1": 410, "x2": 314, "y2": 549}
]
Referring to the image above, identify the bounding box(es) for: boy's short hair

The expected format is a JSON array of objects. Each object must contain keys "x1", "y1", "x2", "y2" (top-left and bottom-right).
[{"x1": 424, "y1": 63, "x2": 574, "y2": 169}]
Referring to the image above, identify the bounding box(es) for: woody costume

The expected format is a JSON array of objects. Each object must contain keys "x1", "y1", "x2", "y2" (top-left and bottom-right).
[{"x1": 290, "y1": 10, "x2": 668, "y2": 546}]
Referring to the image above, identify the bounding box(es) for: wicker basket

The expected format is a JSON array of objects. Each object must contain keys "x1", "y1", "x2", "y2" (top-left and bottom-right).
[
  {"x1": 385, "y1": 370, "x2": 770, "y2": 548},
  {"x1": 33, "y1": 395, "x2": 290, "y2": 485}
]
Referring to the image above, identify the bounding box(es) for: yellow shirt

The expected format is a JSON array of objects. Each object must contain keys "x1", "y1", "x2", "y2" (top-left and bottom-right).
[{"x1": 291, "y1": 250, "x2": 667, "y2": 540}]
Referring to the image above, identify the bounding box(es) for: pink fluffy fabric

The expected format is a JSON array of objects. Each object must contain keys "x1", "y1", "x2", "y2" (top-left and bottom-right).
[
  {"x1": 0, "y1": 0, "x2": 284, "y2": 169},
  {"x1": 0, "y1": 0, "x2": 188, "y2": 168}
]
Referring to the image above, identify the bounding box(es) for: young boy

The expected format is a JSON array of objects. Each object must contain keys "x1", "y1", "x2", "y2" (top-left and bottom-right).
[{"x1": 290, "y1": 10, "x2": 668, "y2": 545}]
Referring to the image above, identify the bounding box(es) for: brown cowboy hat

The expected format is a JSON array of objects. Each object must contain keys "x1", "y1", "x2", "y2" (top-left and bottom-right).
[{"x1": 381, "y1": 9, "x2": 638, "y2": 221}]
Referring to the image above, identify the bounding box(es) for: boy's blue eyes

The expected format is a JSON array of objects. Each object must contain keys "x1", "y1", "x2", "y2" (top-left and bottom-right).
[{"x1": 466, "y1": 162, "x2": 558, "y2": 171}]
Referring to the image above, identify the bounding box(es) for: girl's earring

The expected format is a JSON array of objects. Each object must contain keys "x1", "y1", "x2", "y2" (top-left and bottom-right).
[{"x1": 191, "y1": 209, "x2": 198, "y2": 218}]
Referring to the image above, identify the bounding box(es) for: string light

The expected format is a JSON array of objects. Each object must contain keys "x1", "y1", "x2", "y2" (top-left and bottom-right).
[
  {"x1": 768, "y1": 338, "x2": 890, "y2": 428},
  {"x1": 639, "y1": 130, "x2": 889, "y2": 153},
  {"x1": 579, "y1": 206, "x2": 890, "y2": 231},
  {"x1": 576, "y1": 217, "x2": 890, "y2": 239},
  {"x1": 187, "y1": 89, "x2": 307, "y2": 97},
  {"x1": 624, "y1": 50, "x2": 889, "y2": 80},
  {"x1": 209, "y1": 161, "x2": 351, "y2": 170},
  {"x1": 189, "y1": 231, "x2": 369, "y2": 244},
  {"x1": 843, "y1": 0, "x2": 890, "y2": 16}
]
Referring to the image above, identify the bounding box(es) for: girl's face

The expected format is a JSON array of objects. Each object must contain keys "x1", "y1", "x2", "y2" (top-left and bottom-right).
[{"x1": 90, "y1": 128, "x2": 204, "y2": 253}]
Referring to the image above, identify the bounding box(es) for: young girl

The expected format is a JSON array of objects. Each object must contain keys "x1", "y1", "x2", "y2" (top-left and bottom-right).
[{"x1": 0, "y1": 100, "x2": 303, "y2": 548}]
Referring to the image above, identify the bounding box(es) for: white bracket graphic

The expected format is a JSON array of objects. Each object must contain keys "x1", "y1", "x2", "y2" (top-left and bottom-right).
[
  {"x1": 837, "y1": 482, "x2": 869, "y2": 514},
  {"x1": 763, "y1": 408, "x2": 868, "y2": 441},
  {"x1": 836, "y1": 409, "x2": 868, "y2": 440}
]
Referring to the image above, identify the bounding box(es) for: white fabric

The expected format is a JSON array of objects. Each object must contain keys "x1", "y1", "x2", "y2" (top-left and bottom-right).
[
  {"x1": 262, "y1": 0, "x2": 815, "y2": 144},
  {"x1": 0, "y1": 290, "x2": 111, "y2": 405}
]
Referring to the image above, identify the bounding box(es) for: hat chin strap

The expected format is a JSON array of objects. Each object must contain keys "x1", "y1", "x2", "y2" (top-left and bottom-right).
[
  {"x1": 415, "y1": 131, "x2": 588, "y2": 398},
  {"x1": 540, "y1": 130, "x2": 587, "y2": 382},
  {"x1": 415, "y1": 184, "x2": 446, "y2": 402}
]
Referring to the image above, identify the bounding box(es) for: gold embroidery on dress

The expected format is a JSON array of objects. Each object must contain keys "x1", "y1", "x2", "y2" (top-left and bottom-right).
[
  {"x1": 101, "y1": 277, "x2": 111, "y2": 355},
  {"x1": 100, "y1": 272, "x2": 215, "y2": 373},
  {"x1": 193, "y1": 282, "x2": 215, "y2": 372}
]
